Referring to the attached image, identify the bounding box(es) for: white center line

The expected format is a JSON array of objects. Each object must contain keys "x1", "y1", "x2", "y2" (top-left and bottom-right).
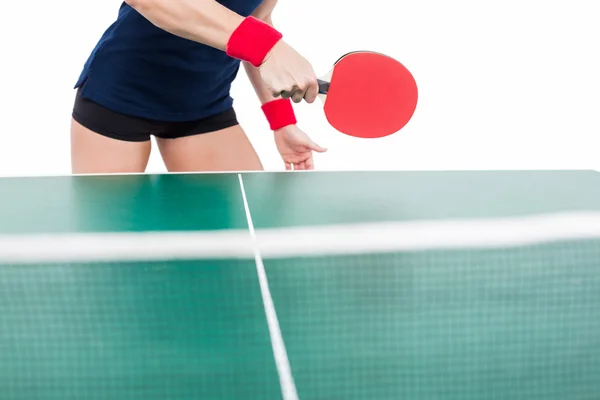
[{"x1": 238, "y1": 174, "x2": 299, "y2": 400}]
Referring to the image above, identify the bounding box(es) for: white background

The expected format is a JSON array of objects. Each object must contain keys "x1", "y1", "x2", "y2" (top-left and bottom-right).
[{"x1": 1, "y1": 0, "x2": 599, "y2": 176}]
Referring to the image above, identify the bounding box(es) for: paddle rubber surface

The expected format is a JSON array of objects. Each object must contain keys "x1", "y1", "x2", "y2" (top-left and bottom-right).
[{"x1": 323, "y1": 52, "x2": 418, "y2": 138}]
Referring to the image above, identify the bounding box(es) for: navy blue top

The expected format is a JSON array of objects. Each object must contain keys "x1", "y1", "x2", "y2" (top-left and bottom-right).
[{"x1": 75, "y1": 0, "x2": 264, "y2": 122}]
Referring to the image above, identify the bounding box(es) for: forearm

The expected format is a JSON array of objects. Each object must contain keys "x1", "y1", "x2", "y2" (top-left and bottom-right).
[
  {"x1": 244, "y1": 61, "x2": 274, "y2": 105},
  {"x1": 243, "y1": 14, "x2": 277, "y2": 104},
  {"x1": 125, "y1": 0, "x2": 244, "y2": 50}
]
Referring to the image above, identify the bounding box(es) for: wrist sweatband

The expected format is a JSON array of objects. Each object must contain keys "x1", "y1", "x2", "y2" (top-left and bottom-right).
[
  {"x1": 262, "y1": 98, "x2": 296, "y2": 131},
  {"x1": 226, "y1": 16, "x2": 283, "y2": 67}
]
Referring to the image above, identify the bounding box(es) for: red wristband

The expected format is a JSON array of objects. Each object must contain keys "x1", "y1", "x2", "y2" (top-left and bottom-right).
[
  {"x1": 262, "y1": 98, "x2": 297, "y2": 131},
  {"x1": 226, "y1": 16, "x2": 283, "y2": 67}
]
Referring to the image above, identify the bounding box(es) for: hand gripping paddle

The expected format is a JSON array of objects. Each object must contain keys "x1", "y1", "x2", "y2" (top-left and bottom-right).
[{"x1": 317, "y1": 51, "x2": 418, "y2": 138}]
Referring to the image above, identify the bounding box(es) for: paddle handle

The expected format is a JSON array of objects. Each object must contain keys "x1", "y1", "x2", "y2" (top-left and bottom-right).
[{"x1": 318, "y1": 79, "x2": 329, "y2": 94}]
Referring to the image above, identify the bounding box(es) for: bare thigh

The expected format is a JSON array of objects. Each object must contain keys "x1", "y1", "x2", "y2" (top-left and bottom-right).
[
  {"x1": 156, "y1": 124, "x2": 263, "y2": 172},
  {"x1": 70, "y1": 118, "x2": 152, "y2": 174}
]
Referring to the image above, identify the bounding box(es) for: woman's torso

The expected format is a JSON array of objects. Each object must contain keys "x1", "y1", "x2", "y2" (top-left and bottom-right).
[{"x1": 75, "y1": 0, "x2": 264, "y2": 122}]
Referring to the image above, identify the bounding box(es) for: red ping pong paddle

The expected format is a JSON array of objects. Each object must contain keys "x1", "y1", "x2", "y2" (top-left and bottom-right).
[{"x1": 317, "y1": 51, "x2": 418, "y2": 138}]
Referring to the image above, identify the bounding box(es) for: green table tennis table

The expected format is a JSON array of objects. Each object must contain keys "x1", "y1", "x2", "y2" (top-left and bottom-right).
[{"x1": 1, "y1": 170, "x2": 600, "y2": 400}]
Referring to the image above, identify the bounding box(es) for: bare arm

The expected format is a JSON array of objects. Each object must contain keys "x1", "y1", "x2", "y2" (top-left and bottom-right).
[
  {"x1": 243, "y1": 0, "x2": 281, "y2": 105},
  {"x1": 124, "y1": 0, "x2": 246, "y2": 50}
]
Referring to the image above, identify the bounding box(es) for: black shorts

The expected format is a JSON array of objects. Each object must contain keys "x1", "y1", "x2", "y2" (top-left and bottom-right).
[{"x1": 71, "y1": 89, "x2": 239, "y2": 142}]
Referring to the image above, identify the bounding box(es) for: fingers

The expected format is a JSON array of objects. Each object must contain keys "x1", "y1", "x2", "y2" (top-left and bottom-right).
[
  {"x1": 277, "y1": 86, "x2": 297, "y2": 99},
  {"x1": 303, "y1": 77, "x2": 319, "y2": 103},
  {"x1": 292, "y1": 90, "x2": 304, "y2": 103},
  {"x1": 283, "y1": 155, "x2": 316, "y2": 171},
  {"x1": 271, "y1": 77, "x2": 319, "y2": 104},
  {"x1": 286, "y1": 161, "x2": 311, "y2": 171},
  {"x1": 291, "y1": 76, "x2": 318, "y2": 103}
]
